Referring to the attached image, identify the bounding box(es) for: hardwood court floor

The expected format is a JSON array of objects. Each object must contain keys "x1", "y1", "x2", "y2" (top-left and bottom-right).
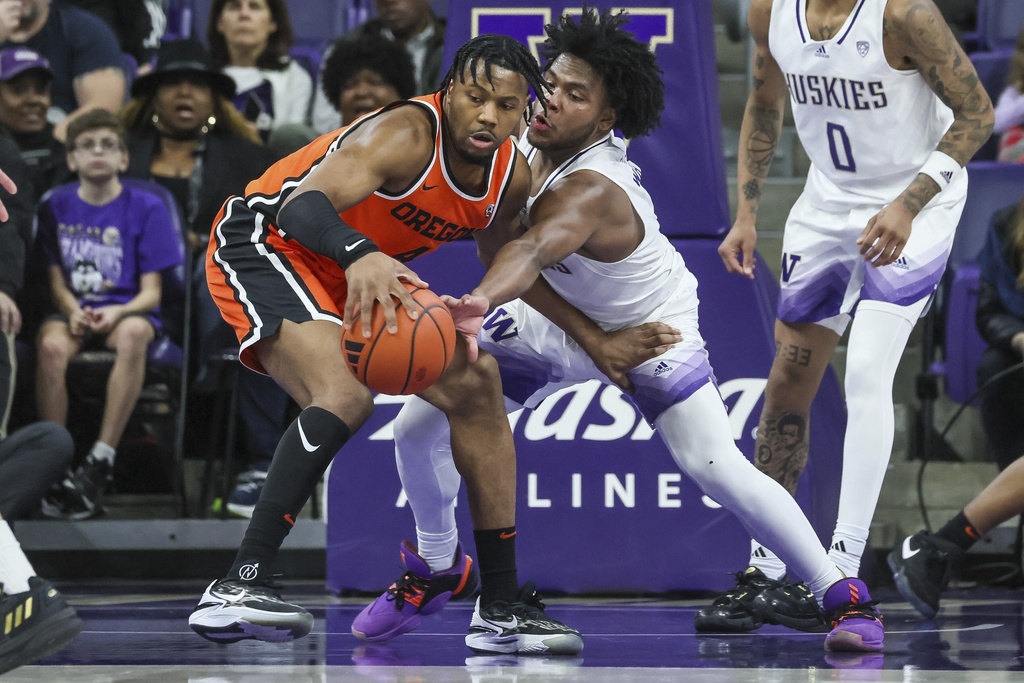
[{"x1": 4, "y1": 580, "x2": 1023, "y2": 681}]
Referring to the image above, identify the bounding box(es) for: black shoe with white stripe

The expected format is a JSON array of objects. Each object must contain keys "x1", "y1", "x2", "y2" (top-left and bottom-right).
[
  {"x1": 466, "y1": 582, "x2": 583, "y2": 655},
  {"x1": 188, "y1": 579, "x2": 313, "y2": 643}
]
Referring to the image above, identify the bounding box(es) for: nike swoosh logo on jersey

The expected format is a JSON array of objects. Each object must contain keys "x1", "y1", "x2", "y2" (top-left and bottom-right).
[
  {"x1": 345, "y1": 239, "x2": 366, "y2": 252},
  {"x1": 297, "y1": 418, "x2": 320, "y2": 452},
  {"x1": 421, "y1": 183, "x2": 437, "y2": 191},
  {"x1": 902, "y1": 537, "x2": 920, "y2": 559}
]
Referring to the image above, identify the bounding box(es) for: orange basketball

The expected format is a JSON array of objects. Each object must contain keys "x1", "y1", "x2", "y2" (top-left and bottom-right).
[{"x1": 340, "y1": 283, "x2": 457, "y2": 395}]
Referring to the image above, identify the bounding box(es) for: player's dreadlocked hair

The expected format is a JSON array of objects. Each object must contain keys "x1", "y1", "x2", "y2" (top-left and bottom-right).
[
  {"x1": 541, "y1": 6, "x2": 664, "y2": 138},
  {"x1": 441, "y1": 33, "x2": 550, "y2": 111}
]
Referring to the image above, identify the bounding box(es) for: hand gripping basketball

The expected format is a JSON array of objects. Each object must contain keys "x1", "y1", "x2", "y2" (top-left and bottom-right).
[{"x1": 340, "y1": 282, "x2": 457, "y2": 395}]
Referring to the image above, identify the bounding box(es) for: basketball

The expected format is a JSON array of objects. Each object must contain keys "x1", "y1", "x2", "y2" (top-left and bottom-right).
[{"x1": 340, "y1": 282, "x2": 457, "y2": 395}]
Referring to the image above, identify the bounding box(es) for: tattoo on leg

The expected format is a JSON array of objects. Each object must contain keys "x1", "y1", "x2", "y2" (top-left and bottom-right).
[
  {"x1": 754, "y1": 412, "x2": 810, "y2": 496},
  {"x1": 775, "y1": 343, "x2": 812, "y2": 366}
]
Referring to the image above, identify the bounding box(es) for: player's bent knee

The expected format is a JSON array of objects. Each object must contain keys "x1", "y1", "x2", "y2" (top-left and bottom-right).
[{"x1": 423, "y1": 352, "x2": 501, "y2": 414}]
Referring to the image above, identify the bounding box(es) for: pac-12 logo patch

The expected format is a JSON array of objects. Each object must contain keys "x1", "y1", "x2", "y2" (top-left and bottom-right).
[{"x1": 857, "y1": 41, "x2": 869, "y2": 57}]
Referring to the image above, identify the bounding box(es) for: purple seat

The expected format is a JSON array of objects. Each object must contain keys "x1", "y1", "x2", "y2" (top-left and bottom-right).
[
  {"x1": 979, "y1": 0, "x2": 1024, "y2": 51},
  {"x1": 929, "y1": 265, "x2": 987, "y2": 405}
]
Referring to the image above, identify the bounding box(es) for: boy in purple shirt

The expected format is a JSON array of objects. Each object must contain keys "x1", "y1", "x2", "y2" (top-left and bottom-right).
[{"x1": 34, "y1": 109, "x2": 182, "y2": 519}]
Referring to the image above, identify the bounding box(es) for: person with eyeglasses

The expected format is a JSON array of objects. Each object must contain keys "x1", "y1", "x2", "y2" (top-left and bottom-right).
[{"x1": 33, "y1": 109, "x2": 182, "y2": 520}]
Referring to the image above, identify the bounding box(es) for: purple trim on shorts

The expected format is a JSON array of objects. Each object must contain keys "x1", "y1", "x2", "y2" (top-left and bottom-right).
[
  {"x1": 777, "y1": 260, "x2": 852, "y2": 324},
  {"x1": 861, "y1": 252, "x2": 948, "y2": 307},
  {"x1": 630, "y1": 356, "x2": 716, "y2": 425}
]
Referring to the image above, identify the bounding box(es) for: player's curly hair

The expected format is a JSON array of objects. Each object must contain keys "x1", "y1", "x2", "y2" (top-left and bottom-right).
[
  {"x1": 441, "y1": 33, "x2": 549, "y2": 111},
  {"x1": 541, "y1": 6, "x2": 664, "y2": 138},
  {"x1": 321, "y1": 35, "x2": 417, "y2": 113}
]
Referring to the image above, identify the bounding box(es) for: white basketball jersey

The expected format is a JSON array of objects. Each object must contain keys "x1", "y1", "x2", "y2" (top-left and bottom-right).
[
  {"x1": 517, "y1": 133, "x2": 699, "y2": 330},
  {"x1": 769, "y1": 0, "x2": 964, "y2": 206}
]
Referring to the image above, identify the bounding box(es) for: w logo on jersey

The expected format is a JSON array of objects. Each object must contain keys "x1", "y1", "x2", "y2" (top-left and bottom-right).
[
  {"x1": 483, "y1": 307, "x2": 519, "y2": 342},
  {"x1": 781, "y1": 253, "x2": 802, "y2": 282}
]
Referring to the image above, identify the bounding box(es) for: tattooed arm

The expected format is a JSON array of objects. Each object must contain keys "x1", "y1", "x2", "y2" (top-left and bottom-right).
[
  {"x1": 858, "y1": 0, "x2": 995, "y2": 267},
  {"x1": 718, "y1": 0, "x2": 788, "y2": 279}
]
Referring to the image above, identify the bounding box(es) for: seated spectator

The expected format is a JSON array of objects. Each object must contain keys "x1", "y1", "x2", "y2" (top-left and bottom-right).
[
  {"x1": 64, "y1": 0, "x2": 166, "y2": 75},
  {"x1": 0, "y1": 0, "x2": 127, "y2": 142},
  {"x1": 995, "y1": 28, "x2": 1024, "y2": 162},
  {"x1": 0, "y1": 133, "x2": 72, "y2": 522},
  {"x1": 123, "y1": 39, "x2": 289, "y2": 518},
  {"x1": 320, "y1": 35, "x2": 415, "y2": 126},
  {"x1": 35, "y1": 109, "x2": 182, "y2": 520},
  {"x1": 207, "y1": 0, "x2": 315, "y2": 153},
  {"x1": 310, "y1": 0, "x2": 444, "y2": 134},
  {"x1": 0, "y1": 47, "x2": 70, "y2": 197},
  {"x1": 974, "y1": 192, "x2": 1024, "y2": 472}
]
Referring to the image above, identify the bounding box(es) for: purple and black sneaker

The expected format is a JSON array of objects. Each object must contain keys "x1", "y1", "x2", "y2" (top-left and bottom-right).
[
  {"x1": 351, "y1": 541, "x2": 479, "y2": 642},
  {"x1": 822, "y1": 578, "x2": 884, "y2": 653}
]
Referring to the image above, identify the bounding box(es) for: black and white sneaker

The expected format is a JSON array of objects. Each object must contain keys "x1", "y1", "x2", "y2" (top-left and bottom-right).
[
  {"x1": 188, "y1": 579, "x2": 313, "y2": 643},
  {"x1": 466, "y1": 582, "x2": 583, "y2": 655},
  {"x1": 887, "y1": 530, "x2": 964, "y2": 618}
]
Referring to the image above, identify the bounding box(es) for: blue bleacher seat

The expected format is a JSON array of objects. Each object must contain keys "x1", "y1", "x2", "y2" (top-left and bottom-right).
[{"x1": 979, "y1": 0, "x2": 1024, "y2": 51}]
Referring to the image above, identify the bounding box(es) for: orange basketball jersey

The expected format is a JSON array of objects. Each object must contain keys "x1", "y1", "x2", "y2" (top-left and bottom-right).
[{"x1": 240, "y1": 92, "x2": 518, "y2": 276}]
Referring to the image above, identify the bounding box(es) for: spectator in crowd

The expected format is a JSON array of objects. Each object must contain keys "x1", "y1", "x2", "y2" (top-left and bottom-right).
[
  {"x1": 207, "y1": 0, "x2": 316, "y2": 153},
  {"x1": 123, "y1": 39, "x2": 287, "y2": 518},
  {"x1": 35, "y1": 109, "x2": 182, "y2": 520},
  {"x1": 0, "y1": 48, "x2": 69, "y2": 198},
  {"x1": 0, "y1": 132, "x2": 73, "y2": 522},
  {"x1": 995, "y1": 27, "x2": 1024, "y2": 162},
  {"x1": 64, "y1": 0, "x2": 166, "y2": 75},
  {"x1": 310, "y1": 0, "x2": 444, "y2": 134},
  {"x1": 973, "y1": 192, "x2": 1024, "y2": 471},
  {"x1": 319, "y1": 34, "x2": 415, "y2": 126},
  {"x1": 0, "y1": 0, "x2": 126, "y2": 142}
]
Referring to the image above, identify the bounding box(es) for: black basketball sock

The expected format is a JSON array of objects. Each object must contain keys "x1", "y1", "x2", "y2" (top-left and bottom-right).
[
  {"x1": 935, "y1": 510, "x2": 982, "y2": 552},
  {"x1": 228, "y1": 406, "x2": 351, "y2": 582},
  {"x1": 474, "y1": 527, "x2": 519, "y2": 606}
]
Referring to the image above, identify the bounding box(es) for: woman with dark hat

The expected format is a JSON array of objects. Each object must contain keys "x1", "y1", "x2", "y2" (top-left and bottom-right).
[{"x1": 123, "y1": 39, "x2": 289, "y2": 517}]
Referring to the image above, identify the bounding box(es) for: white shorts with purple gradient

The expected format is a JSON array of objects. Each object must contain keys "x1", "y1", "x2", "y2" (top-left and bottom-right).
[
  {"x1": 777, "y1": 187, "x2": 966, "y2": 335},
  {"x1": 480, "y1": 298, "x2": 716, "y2": 425}
]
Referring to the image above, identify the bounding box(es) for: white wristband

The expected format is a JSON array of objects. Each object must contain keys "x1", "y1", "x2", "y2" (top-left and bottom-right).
[{"x1": 917, "y1": 151, "x2": 962, "y2": 191}]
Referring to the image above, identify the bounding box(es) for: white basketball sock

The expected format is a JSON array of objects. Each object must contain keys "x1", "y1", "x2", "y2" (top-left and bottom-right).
[
  {"x1": 748, "y1": 541, "x2": 787, "y2": 581},
  {"x1": 829, "y1": 523, "x2": 869, "y2": 577},
  {"x1": 0, "y1": 519, "x2": 35, "y2": 594},
  {"x1": 394, "y1": 397, "x2": 461, "y2": 573}
]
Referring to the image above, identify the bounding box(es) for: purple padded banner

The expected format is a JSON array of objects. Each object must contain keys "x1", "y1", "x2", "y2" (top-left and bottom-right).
[
  {"x1": 439, "y1": 0, "x2": 731, "y2": 238},
  {"x1": 326, "y1": 240, "x2": 847, "y2": 595}
]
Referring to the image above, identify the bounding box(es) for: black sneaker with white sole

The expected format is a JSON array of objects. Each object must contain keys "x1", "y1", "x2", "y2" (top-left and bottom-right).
[
  {"x1": 188, "y1": 579, "x2": 313, "y2": 643},
  {"x1": 887, "y1": 530, "x2": 964, "y2": 618},
  {"x1": 466, "y1": 582, "x2": 583, "y2": 655}
]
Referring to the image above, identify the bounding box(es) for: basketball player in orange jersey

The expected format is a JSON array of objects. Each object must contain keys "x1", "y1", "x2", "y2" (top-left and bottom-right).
[{"x1": 187, "y1": 33, "x2": 672, "y2": 645}]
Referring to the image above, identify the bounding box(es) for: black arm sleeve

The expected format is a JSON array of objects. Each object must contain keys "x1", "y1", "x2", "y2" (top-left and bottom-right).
[
  {"x1": 0, "y1": 137, "x2": 37, "y2": 298},
  {"x1": 276, "y1": 190, "x2": 380, "y2": 269}
]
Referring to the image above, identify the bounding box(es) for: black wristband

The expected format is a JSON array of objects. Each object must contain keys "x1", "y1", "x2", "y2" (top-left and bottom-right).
[{"x1": 276, "y1": 190, "x2": 380, "y2": 269}]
